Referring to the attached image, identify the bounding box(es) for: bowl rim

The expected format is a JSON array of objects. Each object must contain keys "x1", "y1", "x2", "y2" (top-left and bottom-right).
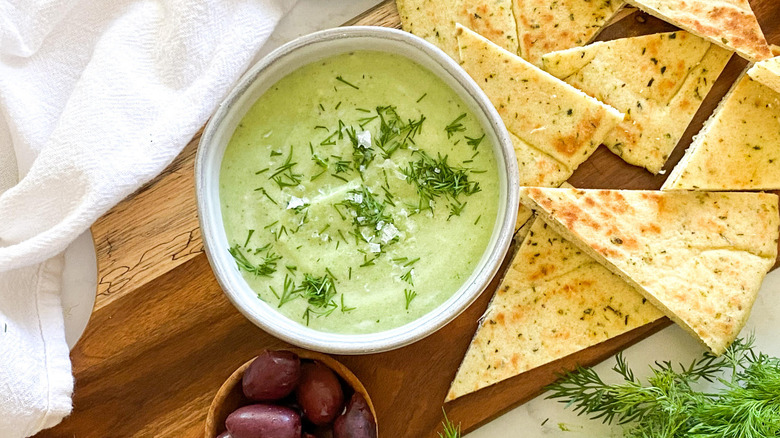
[{"x1": 196, "y1": 25, "x2": 519, "y2": 354}]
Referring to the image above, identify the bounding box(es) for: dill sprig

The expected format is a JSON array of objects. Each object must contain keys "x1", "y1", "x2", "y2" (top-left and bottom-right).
[
  {"x1": 438, "y1": 409, "x2": 462, "y2": 438},
  {"x1": 229, "y1": 244, "x2": 281, "y2": 277},
  {"x1": 335, "y1": 75, "x2": 359, "y2": 90},
  {"x1": 404, "y1": 289, "x2": 417, "y2": 310},
  {"x1": 337, "y1": 186, "x2": 394, "y2": 236},
  {"x1": 444, "y1": 113, "x2": 466, "y2": 138},
  {"x1": 299, "y1": 273, "x2": 337, "y2": 309},
  {"x1": 269, "y1": 147, "x2": 302, "y2": 189},
  {"x1": 546, "y1": 336, "x2": 780, "y2": 438},
  {"x1": 401, "y1": 151, "x2": 481, "y2": 215},
  {"x1": 373, "y1": 105, "x2": 425, "y2": 159},
  {"x1": 465, "y1": 134, "x2": 485, "y2": 150}
]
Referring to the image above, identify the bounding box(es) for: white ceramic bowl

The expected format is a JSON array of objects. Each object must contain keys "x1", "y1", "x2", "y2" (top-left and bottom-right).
[{"x1": 196, "y1": 26, "x2": 519, "y2": 354}]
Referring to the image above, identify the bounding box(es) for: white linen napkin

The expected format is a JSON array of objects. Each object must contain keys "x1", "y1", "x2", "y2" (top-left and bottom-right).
[{"x1": 0, "y1": 0, "x2": 297, "y2": 435}]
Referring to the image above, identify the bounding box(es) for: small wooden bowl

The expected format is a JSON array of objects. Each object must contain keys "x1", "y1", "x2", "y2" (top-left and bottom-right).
[{"x1": 205, "y1": 349, "x2": 377, "y2": 437}]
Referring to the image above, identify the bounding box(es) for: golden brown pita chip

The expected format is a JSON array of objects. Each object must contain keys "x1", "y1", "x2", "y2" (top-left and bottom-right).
[
  {"x1": 396, "y1": 0, "x2": 518, "y2": 60},
  {"x1": 519, "y1": 187, "x2": 779, "y2": 355},
  {"x1": 513, "y1": 0, "x2": 625, "y2": 65},
  {"x1": 447, "y1": 218, "x2": 663, "y2": 400},
  {"x1": 663, "y1": 72, "x2": 780, "y2": 191},
  {"x1": 542, "y1": 31, "x2": 732, "y2": 173},
  {"x1": 623, "y1": 0, "x2": 772, "y2": 62}
]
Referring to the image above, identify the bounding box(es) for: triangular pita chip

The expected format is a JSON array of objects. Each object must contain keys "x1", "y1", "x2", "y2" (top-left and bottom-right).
[
  {"x1": 513, "y1": 0, "x2": 625, "y2": 65},
  {"x1": 542, "y1": 31, "x2": 732, "y2": 174},
  {"x1": 447, "y1": 218, "x2": 663, "y2": 401},
  {"x1": 519, "y1": 188, "x2": 779, "y2": 355},
  {"x1": 748, "y1": 56, "x2": 780, "y2": 95},
  {"x1": 663, "y1": 72, "x2": 780, "y2": 191},
  {"x1": 623, "y1": 0, "x2": 772, "y2": 62},
  {"x1": 456, "y1": 24, "x2": 624, "y2": 173},
  {"x1": 396, "y1": 0, "x2": 518, "y2": 60}
]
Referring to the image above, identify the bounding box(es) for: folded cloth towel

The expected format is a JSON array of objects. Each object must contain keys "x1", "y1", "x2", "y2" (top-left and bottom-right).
[{"x1": 0, "y1": 0, "x2": 297, "y2": 435}]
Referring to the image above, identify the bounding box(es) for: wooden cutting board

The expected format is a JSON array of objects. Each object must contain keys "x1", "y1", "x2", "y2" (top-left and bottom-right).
[{"x1": 37, "y1": 1, "x2": 780, "y2": 437}]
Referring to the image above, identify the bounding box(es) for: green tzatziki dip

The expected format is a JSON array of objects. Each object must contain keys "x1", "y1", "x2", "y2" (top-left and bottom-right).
[{"x1": 220, "y1": 50, "x2": 499, "y2": 334}]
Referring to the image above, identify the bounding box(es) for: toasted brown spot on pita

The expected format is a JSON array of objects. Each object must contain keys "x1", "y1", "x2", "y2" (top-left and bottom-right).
[{"x1": 553, "y1": 110, "x2": 604, "y2": 157}]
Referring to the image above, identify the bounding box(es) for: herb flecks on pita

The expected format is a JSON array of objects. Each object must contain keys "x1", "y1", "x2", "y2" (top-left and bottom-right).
[
  {"x1": 623, "y1": 0, "x2": 772, "y2": 62},
  {"x1": 447, "y1": 218, "x2": 663, "y2": 401},
  {"x1": 513, "y1": 0, "x2": 625, "y2": 65},
  {"x1": 663, "y1": 73, "x2": 780, "y2": 191},
  {"x1": 543, "y1": 31, "x2": 732, "y2": 174},
  {"x1": 396, "y1": 0, "x2": 518, "y2": 60},
  {"x1": 519, "y1": 188, "x2": 779, "y2": 355},
  {"x1": 456, "y1": 24, "x2": 624, "y2": 173}
]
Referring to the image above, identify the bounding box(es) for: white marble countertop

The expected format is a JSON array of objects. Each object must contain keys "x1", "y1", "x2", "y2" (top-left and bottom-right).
[{"x1": 61, "y1": 1, "x2": 780, "y2": 436}]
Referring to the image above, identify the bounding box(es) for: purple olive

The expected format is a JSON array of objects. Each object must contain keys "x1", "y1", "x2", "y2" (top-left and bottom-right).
[
  {"x1": 296, "y1": 361, "x2": 345, "y2": 426},
  {"x1": 242, "y1": 350, "x2": 301, "y2": 401},
  {"x1": 333, "y1": 393, "x2": 376, "y2": 438},
  {"x1": 226, "y1": 404, "x2": 301, "y2": 438}
]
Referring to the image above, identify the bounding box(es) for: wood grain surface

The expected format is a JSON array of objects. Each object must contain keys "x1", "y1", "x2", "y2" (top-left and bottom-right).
[{"x1": 38, "y1": 0, "x2": 780, "y2": 437}]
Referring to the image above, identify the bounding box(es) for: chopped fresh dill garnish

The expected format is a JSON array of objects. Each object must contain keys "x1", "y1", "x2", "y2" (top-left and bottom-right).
[
  {"x1": 474, "y1": 215, "x2": 482, "y2": 225},
  {"x1": 348, "y1": 266, "x2": 352, "y2": 280},
  {"x1": 372, "y1": 105, "x2": 425, "y2": 159},
  {"x1": 325, "y1": 267, "x2": 338, "y2": 281},
  {"x1": 254, "y1": 187, "x2": 278, "y2": 205},
  {"x1": 345, "y1": 126, "x2": 374, "y2": 172},
  {"x1": 229, "y1": 244, "x2": 281, "y2": 277},
  {"x1": 314, "y1": 125, "x2": 328, "y2": 131},
  {"x1": 264, "y1": 220, "x2": 278, "y2": 229},
  {"x1": 401, "y1": 150, "x2": 481, "y2": 214},
  {"x1": 332, "y1": 204, "x2": 346, "y2": 221},
  {"x1": 299, "y1": 272, "x2": 337, "y2": 308},
  {"x1": 269, "y1": 147, "x2": 302, "y2": 189},
  {"x1": 243, "y1": 229, "x2": 255, "y2": 247},
  {"x1": 335, "y1": 75, "x2": 360, "y2": 90},
  {"x1": 320, "y1": 130, "x2": 338, "y2": 146},
  {"x1": 444, "y1": 113, "x2": 467, "y2": 138},
  {"x1": 403, "y1": 257, "x2": 420, "y2": 267},
  {"x1": 417, "y1": 93, "x2": 427, "y2": 103},
  {"x1": 336, "y1": 186, "x2": 394, "y2": 237},
  {"x1": 270, "y1": 150, "x2": 283, "y2": 157},
  {"x1": 448, "y1": 200, "x2": 467, "y2": 219},
  {"x1": 360, "y1": 255, "x2": 378, "y2": 267},
  {"x1": 356, "y1": 107, "x2": 371, "y2": 113},
  {"x1": 335, "y1": 101, "x2": 341, "y2": 110},
  {"x1": 400, "y1": 269, "x2": 414, "y2": 286},
  {"x1": 255, "y1": 168, "x2": 269, "y2": 175},
  {"x1": 278, "y1": 274, "x2": 297, "y2": 307},
  {"x1": 465, "y1": 134, "x2": 485, "y2": 150},
  {"x1": 404, "y1": 289, "x2": 417, "y2": 310},
  {"x1": 311, "y1": 153, "x2": 328, "y2": 168},
  {"x1": 331, "y1": 173, "x2": 349, "y2": 183},
  {"x1": 340, "y1": 294, "x2": 356, "y2": 312}
]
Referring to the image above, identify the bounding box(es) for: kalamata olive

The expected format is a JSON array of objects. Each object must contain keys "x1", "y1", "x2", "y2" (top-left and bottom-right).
[
  {"x1": 226, "y1": 404, "x2": 302, "y2": 438},
  {"x1": 216, "y1": 432, "x2": 232, "y2": 438},
  {"x1": 303, "y1": 434, "x2": 317, "y2": 438},
  {"x1": 333, "y1": 393, "x2": 376, "y2": 438},
  {"x1": 242, "y1": 350, "x2": 301, "y2": 401},
  {"x1": 296, "y1": 361, "x2": 345, "y2": 425}
]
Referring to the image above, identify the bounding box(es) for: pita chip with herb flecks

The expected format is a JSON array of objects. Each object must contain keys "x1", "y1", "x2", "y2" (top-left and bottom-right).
[
  {"x1": 519, "y1": 187, "x2": 779, "y2": 355},
  {"x1": 542, "y1": 31, "x2": 732, "y2": 173}
]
